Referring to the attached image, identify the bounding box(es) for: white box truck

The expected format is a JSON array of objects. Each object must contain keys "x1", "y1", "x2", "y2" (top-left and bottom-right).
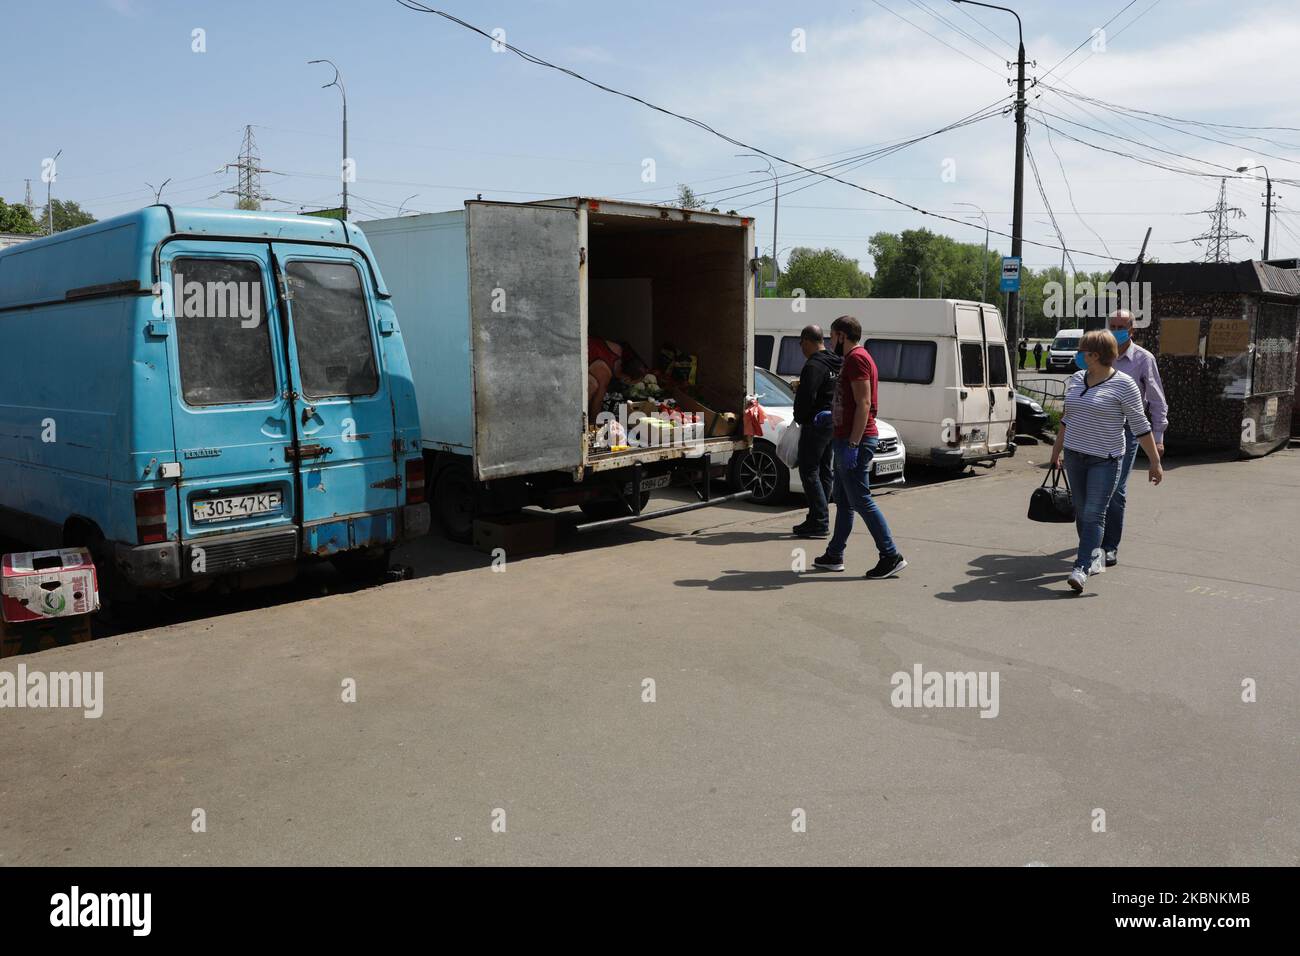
[
  {"x1": 361, "y1": 198, "x2": 756, "y2": 540},
  {"x1": 756, "y1": 298, "x2": 1016, "y2": 470}
]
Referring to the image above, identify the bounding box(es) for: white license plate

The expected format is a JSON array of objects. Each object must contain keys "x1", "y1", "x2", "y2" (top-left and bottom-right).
[
  {"x1": 623, "y1": 474, "x2": 672, "y2": 495},
  {"x1": 874, "y1": 460, "x2": 904, "y2": 476},
  {"x1": 192, "y1": 491, "x2": 283, "y2": 523}
]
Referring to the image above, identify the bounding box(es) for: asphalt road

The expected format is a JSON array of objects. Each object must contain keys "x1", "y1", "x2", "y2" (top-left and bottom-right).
[{"x1": 2, "y1": 445, "x2": 1297, "y2": 866}]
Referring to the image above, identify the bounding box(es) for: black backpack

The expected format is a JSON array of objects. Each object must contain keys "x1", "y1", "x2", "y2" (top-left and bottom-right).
[{"x1": 1028, "y1": 465, "x2": 1075, "y2": 523}]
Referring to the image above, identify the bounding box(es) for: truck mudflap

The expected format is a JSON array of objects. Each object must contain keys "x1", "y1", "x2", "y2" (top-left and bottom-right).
[{"x1": 574, "y1": 454, "x2": 753, "y2": 534}]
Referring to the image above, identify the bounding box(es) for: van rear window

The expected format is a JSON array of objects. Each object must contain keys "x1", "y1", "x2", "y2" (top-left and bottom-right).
[
  {"x1": 864, "y1": 339, "x2": 936, "y2": 384},
  {"x1": 987, "y1": 344, "x2": 1009, "y2": 385},
  {"x1": 285, "y1": 261, "x2": 379, "y2": 398},
  {"x1": 960, "y1": 343, "x2": 985, "y2": 386},
  {"x1": 172, "y1": 258, "x2": 276, "y2": 406}
]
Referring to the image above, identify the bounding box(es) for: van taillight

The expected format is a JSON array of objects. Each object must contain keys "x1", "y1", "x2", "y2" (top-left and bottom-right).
[
  {"x1": 405, "y1": 458, "x2": 425, "y2": 504},
  {"x1": 134, "y1": 488, "x2": 168, "y2": 544}
]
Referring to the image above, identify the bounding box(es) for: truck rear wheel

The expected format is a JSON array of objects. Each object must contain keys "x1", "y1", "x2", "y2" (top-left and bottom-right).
[{"x1": 433, "y1": 462, "x2": 479, "y2": 544}]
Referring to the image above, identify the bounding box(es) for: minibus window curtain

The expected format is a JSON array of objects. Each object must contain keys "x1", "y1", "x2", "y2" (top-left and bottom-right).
[{"x1": 864, "y1": 339, "x2": 937, "y2": 385}]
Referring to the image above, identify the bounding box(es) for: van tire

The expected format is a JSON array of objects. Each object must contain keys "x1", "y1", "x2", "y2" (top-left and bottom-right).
[
  {"x1": 433, "y1": 462, "x2": 479, "y2": 544},
  {"x1": 728, "y1": 441, "x2": 789, "y2": 506}
]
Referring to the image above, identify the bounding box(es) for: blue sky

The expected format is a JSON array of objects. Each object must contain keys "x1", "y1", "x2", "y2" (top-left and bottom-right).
[{"x1": 4, "y1": 0, "x2": 1299, "y2": 271}]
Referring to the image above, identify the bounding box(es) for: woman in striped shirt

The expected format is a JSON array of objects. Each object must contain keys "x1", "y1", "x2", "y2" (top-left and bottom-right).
[{"x1": 1050, "y1": 329, "x2": 1164, "y2": 593}]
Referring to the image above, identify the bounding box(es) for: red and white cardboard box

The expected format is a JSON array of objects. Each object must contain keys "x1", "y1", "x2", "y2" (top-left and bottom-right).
[{"x1": 1, "y1": 547, "x2": 100, "y2": 623}]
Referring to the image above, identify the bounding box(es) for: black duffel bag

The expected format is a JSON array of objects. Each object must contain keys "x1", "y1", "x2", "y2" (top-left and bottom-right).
[{"x1": 1028, "y1": 464, "x2": 1074, "y2": 522}]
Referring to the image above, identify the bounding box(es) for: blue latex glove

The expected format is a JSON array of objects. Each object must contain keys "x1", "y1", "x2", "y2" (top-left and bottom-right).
[
  {"x1": 841, "y1": 443, "x2": 859, "y2": 471},
  {"x1": 813, "y1": 410, "x2": 832, "y2": 427}
]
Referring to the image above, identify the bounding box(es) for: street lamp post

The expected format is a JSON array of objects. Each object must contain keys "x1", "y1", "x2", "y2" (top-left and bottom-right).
[
  {"x1": 1236, "y1": 164, "x2": 1273, "y2": 260},
  {"x1": 910, "y1": 263, "x2": 923, "y2": 298},
  {"x1": 46, "y1": 148, "x2": 62, "y2": 235},
  {"x1": 956, "y1": 201, "x2": 990, "y2": 303},
  {"x1": 397, "y1": 194, "x2": 419, "y2": 216},
  {"x1": 736, "y1": 153, "x2": 780, "y2": 289},
  {"x1": 309, "y1": 59, "x2": 349, "y2": 220}
]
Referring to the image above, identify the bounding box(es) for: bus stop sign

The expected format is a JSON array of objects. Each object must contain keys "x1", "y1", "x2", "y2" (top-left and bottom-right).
[{"x1": 1000, "y1": 256, "x2": 1021, "y2": 293}]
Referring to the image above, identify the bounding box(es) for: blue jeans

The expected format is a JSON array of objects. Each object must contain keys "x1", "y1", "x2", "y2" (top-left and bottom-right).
[
  {"x1": 827, "y1": 437, "x2": 898, "y2": 560},
  {"x1": 1061, "y1": 448, "x2": 1121, "y2": 574},
  {"x1": 1101, "y1": 428, "x2": 1139, "y2": 555},
  {"x1": 797, "y1": 422, "x2": 834, "y2": 530}
]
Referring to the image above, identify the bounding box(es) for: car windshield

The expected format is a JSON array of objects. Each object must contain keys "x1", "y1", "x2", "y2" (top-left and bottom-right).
[
  {"x1": 1053, "y1": 335, "x2": 1080, "y2": 350},
  {"x1": 755, "y1": 366, "x2": 795, "y2": 405}
]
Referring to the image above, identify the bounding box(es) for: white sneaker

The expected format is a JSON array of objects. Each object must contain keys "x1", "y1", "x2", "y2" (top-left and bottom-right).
[{"x1": 1067, "y1": 569, "x2": 1087, "y2": 593}]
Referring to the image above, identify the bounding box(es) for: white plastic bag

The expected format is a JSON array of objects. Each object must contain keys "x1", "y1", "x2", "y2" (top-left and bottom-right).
[{"x1": 776, "y1": 420, "x2": 802, "y2": 469}]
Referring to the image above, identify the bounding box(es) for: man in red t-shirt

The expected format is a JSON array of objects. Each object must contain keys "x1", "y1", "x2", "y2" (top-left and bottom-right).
[{"x1": 811, "y1": 315, "x2": 906, "y2": 579}]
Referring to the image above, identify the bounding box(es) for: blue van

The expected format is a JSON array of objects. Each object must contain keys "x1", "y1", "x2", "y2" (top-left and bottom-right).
[{"x1": 0, "y1": 206, "x2": 428, "y2": 595}]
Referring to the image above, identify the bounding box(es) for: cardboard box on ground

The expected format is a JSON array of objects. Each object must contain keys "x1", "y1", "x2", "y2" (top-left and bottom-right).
[{"x1": 0, "y1": 546, "x2": 100, "y2": 657}]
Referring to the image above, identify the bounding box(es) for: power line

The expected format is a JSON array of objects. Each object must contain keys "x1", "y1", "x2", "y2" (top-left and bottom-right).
[
  {"x1": 392, "y1": 1, "x2": 1127, "y2": 261},
  {"x1": 1052, "y1": 0, "x2": 1165, "y2": 83},
  {"x1": 1040, "y1": 0, "x2": 1139, "y2": 79},
  {"x1": 1033, "y1": 110, "x2": 1113, "y2": 258},
  {"x1": 865, "y1": 0, "x2": 1006, "y2": 77}
]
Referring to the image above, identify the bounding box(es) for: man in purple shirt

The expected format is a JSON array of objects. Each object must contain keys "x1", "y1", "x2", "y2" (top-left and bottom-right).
[{"x1": 1101, "y1": 308, "x2": 1169, "y2": 566}]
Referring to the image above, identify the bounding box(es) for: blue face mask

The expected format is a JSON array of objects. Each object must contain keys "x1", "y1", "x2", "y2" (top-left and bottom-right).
[
  {"x1": 1074, "y1": 351, "x2": 1088, "y2": 370},
  {"x1": 1112, "y1": 329, "x2": 1130, "y2": 346}
]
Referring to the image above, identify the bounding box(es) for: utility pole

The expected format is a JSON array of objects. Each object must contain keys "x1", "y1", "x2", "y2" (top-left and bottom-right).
[
  {"x1": 910, "y1": 263, "x2": 922, "y2": 298},
  {"x1": 23, "y1": 179, "x2": 34, "y2": 214},
  {"x1": 310, "y1": 59, "x2": 349, "y2": 220},
  {"x1": 953, "y1": 1, "x2": 1028, "y2": 382},
  {"x1": 46, "y1": 148, "x2": 62, "y2": 235},
  {"x1": 1236, "y1": 164, "x2": 1274, "y2": 260}
]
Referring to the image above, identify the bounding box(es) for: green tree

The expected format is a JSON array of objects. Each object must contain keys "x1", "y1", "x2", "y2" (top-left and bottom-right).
[
  {"x1": 33, "y1": 199, "x2": 97, "y2": 234},
  {"x1": 777, "y1": 247, "x2": 872, "y2": 298},
  {"x1": 867, "y1": 228, "x2": 1002, "y2": 301},
  {"x1": 675, "y1": 184, "x2": 704, "y2": 209},
  {"x1": 0, "y1": 198, "x2": 42, "y2": 235}
]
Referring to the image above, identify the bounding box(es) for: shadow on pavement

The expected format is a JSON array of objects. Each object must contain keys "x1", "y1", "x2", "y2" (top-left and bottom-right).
[{"x1": 934, "y1": 548, "x2": 1090, "y2": 603}]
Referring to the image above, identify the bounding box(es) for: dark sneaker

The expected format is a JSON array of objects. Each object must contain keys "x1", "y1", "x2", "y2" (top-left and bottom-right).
[
  {"x1": 1104, "y1": 549, "x2": 1118, "y2": 567},
  {"x1": 792, "y1": 522, "x2": 829, "y2": 538},
  {"x1": 813, "y1": 553, "x2": 845, "y2": 572},
  {"x1": 864, "y1": 553, "x2": 908, "y2": 579}
]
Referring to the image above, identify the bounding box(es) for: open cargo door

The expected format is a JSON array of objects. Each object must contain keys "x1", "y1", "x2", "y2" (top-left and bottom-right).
[{"x1": 466, "y1": 201, "x2": 585, "y2": 481}]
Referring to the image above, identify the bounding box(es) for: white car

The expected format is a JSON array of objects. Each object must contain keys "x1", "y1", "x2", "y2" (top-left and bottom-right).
[{"x1": 728, "y1": 366, "x2": 907, "y2": 506}]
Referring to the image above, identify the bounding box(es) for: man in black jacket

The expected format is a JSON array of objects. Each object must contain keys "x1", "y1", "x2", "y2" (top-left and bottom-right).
[{"x1": 791, "y1": 325, "x2": 841, "y2": 538}]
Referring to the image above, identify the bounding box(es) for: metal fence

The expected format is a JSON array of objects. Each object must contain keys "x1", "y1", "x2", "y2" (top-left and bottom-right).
[{"x1": 1017, "y1": 374, "x2": 1066, "y2": 410}]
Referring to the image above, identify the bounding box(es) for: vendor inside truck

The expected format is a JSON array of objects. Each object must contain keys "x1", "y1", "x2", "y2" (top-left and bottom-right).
[{"x1": 587, "y1": 335, "x2": 647, "y2": 421}]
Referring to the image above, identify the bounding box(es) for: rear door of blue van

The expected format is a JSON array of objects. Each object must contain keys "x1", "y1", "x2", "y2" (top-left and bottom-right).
[
  {"x1": 270, "y1": 243, "x2": 399, "y2": 556},
  {"x1": 161, "y1": 240, "x2": 400, "y2": 574},
  {"x1": 162, "y1": 242, "x2": 300, "y2": 572}
]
